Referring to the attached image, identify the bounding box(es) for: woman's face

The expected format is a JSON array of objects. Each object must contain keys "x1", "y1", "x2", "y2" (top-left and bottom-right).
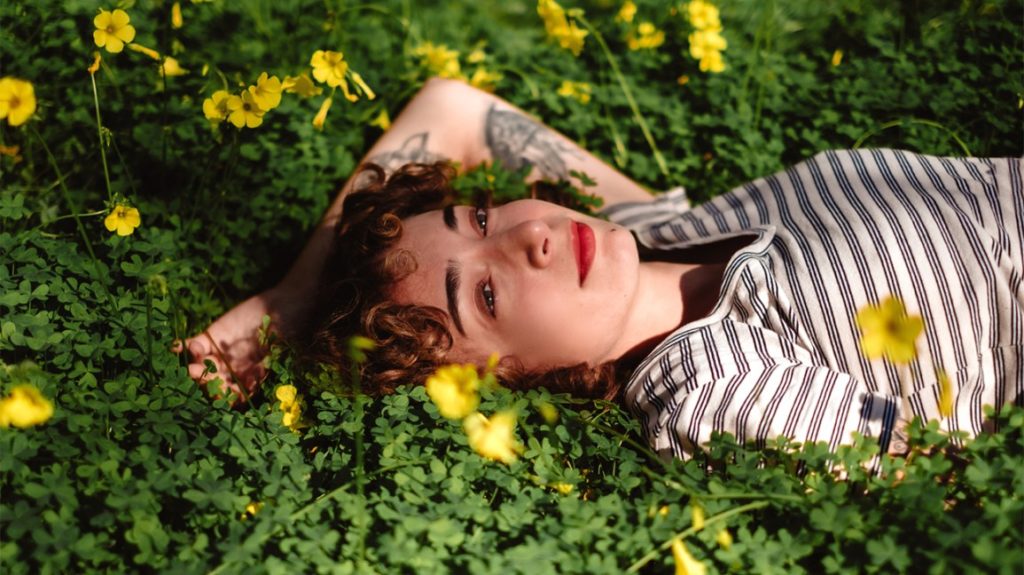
[{"x1": 389, "y1": 199, "x2": 641, "y2": 371}]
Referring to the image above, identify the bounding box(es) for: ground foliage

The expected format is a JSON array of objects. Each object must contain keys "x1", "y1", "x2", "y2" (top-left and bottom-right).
[{"x1": 1, "y1": 0, "x2": 1023, "y2": 573}]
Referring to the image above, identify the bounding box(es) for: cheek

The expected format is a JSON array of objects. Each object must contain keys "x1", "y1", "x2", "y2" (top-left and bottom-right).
[{"x1": 506, "y1": 286, "x2": 604, "y2": 359}]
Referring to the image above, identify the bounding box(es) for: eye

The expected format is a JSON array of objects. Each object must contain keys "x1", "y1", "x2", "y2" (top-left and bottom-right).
[
  {"x1": 481, "y1": 280, "x2": 496, "y2": 318},
  {"x1": 474, "y1": 207, "x2": 489, "y2": 236}
]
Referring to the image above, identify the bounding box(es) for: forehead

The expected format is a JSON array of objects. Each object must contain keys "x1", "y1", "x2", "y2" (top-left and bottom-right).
[{"x1": 391, "y1": 207, "x2": 448, "y2": 295}]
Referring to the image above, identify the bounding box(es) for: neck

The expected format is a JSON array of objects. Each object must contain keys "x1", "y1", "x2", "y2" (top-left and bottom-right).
[{"x1": 610, "y1": 260, "x2": 726, "y2": 367}]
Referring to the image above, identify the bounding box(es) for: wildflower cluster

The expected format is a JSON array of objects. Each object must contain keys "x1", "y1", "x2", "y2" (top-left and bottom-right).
[
  {"x1": 0, "y1": 385, "x2": 53, "y2": 429},
  {"x1": 410, "y1": 42, "x2": 503, "y2": 93},
  {"x1": 307, "y1": 50, "x2": 375, "y2": 129},
  {"x1": 0, "y1": 77, "x2": 36, "y2": 127},
  {"x1": 425, "y1": 355, "x2": 523, "y2": 464},
  {"x1": 200, "y1": 49, "x2": 374, "y2": 132},
  {"x1": 627, "y1": 21, "x2": 666, "y2": 51},
  {"x1": 203, "y1": 72, "x2": 282, "y2": 129},
  {"x1": 557, "y1": 80, "x2": 592, "y2": 104},
  {"x1": 537, "y1": 0, "x2": 588, "y2": 57},
  {"x1": 686, "y1": 1, "x2": 727, "y2": 73}
]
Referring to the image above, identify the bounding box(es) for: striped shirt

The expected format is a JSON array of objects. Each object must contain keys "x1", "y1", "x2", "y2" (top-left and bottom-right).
[{"x1": 603, "y1": 149, "x2": 1024, "y2": 460}]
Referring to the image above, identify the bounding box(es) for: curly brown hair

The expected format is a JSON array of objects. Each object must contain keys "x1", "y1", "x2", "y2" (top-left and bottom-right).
[{"x1": 303, "y1": 162, "x2": 627, "y2": 401}]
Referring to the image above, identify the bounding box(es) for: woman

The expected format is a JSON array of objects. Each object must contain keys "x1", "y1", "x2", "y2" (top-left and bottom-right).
[{"x1": 182, "y1": 78, "x2": 1023, "y2": 460}]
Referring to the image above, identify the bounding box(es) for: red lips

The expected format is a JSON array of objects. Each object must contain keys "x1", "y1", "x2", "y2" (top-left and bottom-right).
[{"x1": 572, "y1": 221, "x2": 595, "y2": 285}]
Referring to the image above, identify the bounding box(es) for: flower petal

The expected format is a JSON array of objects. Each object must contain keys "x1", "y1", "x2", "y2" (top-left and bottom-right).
[
  {"x1": 115, "y1": 24, "x2": 136, "y2": 44},
  {"x1": 111, "y1": 9, "x2": 131, "y2": 28}
]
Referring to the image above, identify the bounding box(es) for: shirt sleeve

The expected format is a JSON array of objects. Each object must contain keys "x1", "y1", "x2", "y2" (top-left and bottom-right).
[
  {"x1": 599, "y1": 186, "x2": 692, "y2": 229},
  {"x1": 652, "y1": 361, "x2": 900, "y2": 462}
]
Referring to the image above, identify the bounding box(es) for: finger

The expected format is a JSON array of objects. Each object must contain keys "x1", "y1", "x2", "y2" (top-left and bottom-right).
[
  {"x1": 171, "y1": 340, "x2": 185, "y2": 354},
  {"x1": 189, "y1": 363, "x2": 214, "y2": 382},
  {"x1": 188, "y1": 337, "x2": 209, "y2": 357}
]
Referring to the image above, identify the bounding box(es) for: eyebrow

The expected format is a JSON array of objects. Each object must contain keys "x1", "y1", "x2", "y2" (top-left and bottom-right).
[{"x1": 445, "y1": 259, "x2": 466, "y2": 336}]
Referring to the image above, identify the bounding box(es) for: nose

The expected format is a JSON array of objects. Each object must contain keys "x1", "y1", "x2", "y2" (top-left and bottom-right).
[{"x1": 502, "y1": 220, "x2": 551, "y2": 269}]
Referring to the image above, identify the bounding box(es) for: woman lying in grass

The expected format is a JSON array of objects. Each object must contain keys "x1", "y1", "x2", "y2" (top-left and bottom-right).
[{"x1": 182, "y1": 78, "x2": 1023, "y2": 461}]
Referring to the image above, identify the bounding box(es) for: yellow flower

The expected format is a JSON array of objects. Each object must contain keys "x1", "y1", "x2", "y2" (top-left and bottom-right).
[
  {"x1": 104, "y1": 204, "x2": 141, "y2": 236},
  {"x1": 463, "y1": 411, "x2": 522, "y2": 464},
  {"x1": 627, "y1": 21, "x2": 665, "y2": 51},
  {"x1": 0, "y1": 385, "x2": 54, "y2": 429},
  {"x1": 937, "y1": 369, "x2": 953, "y2": 418},
  {"x1": 558, "y1": 20, "x2": 588, "y2": 56},
  {"x1": 160, "y1": 57, "x2": 188, "y2": 77},
  {"x1": 226, "y1": 90, "x2": 265, "y2": 129},
  {"x1": 172, "y1": 2, "x2": 183, "y2": 29},
  {"x1": 616, "y1": 0, "x2": 637, "y2": 23},
  {"x1": 276, "y1": 384, "x2": 297, "y2": 407},
  {"x1": 240, "y1": 501, "x2": 263, "y2": 520},
  {"x1": 831, "y1": 49, "x2": 844, "y2": 67},
  {"x1": 310, "y1": 50, "x2": 349, "y2": 88},
  {"x1": 469, "y1": 67, "x2": 503, "y2": 92},
  {"x1": 282, "y1": 74, "x2": 322, "y2": 98},
  {"x1": 275, "y1": 385, "x2": 303, "y2": 431},
  {"x1": 671, "y1": 538, "x2": 707, "y2": 575},
  {"x1": 537, "y1": 401, "x2": 559, "y2": 424},
  {"x1": 412, "y1": 42, "x2": 463, "y2": 80},
  {"x1": 312, "y1": 96, "x2": 332, "y2": 130},
  {"x1": 537, "y1": 0, "x2": 588, "y2": 56},
  {"x1": 310, "y1": 50, "x2": 371, "y2": 102},
  {"x1": 425, "y1": 364, "x2": 480, "y2": 420},
  {"x1": 557, "y1": 80, "x2": 592, "y2": 104},
  {"x1": 202, "y1": 90, "x2": 231, "y2": 124},
  {"x1": 691, "y1": 504, "x2": 705, "y2": 530},
  {"x1": 348, "y1": 71, "x2": 375, "y2": 101},
  {"x1": 128, "y1": 43, "x2": 161, "y2": 61},
  {"x1": 550, "y1": 482, "x2": 574, "y2": 494},
  {"x1": 855, "y1": 296, "x2": 925, "y2": 364},
  {"x1": 249, "y1": 72, "x2": 282, "y2": 110},
  {"x1": 689, "y1": 30, "x2": 727, "y2": 59},
  {"x1": 370, "y1": 109, "x2": 391, "y2": 131},
  {"x1": 687, "y1": 1, "x2": 722, "y2": 31},
  {"x1": 88, "y1": 53, "x2": 102, "y2": 74},
  {"x1": 538, "y1": 0, "x2": 567, "y2": 36},
  {"x1": 715, "y1": 528, "x2": 733, "y2": 549},
  {"x1": 93, "y1": 9, "x2": 137, "y2": 54},
  {"x1": 0, "y1": 78, "x2": 37, "y2": 127},
  {"x1": 677, "y1": 74, "x2": 690, "y2": 86},
  {"x1": 699, "y1": 51, "x2": 725, "y2": 73},
  {"x1": 466, "y1": 47, "x2": 487, "y2": 64}
]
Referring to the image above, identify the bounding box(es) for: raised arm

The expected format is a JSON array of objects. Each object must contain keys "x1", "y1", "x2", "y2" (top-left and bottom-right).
[{"x1": 182, "y1": 77, "x2": 654, "y2": 399}]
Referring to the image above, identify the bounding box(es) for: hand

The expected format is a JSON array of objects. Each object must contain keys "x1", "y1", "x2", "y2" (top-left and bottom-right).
[{"x1": 177, "y1": 292, "x2": 277, "y2": 404}]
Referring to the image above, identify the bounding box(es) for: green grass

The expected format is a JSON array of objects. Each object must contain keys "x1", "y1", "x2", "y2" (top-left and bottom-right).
[{"x1": 1, "y1": 0, "x2": 1022, "y2": 572}]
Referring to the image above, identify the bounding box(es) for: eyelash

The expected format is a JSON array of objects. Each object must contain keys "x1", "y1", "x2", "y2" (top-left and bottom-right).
[
  {"x1": 474, "y1": 206, "x2": 489, "y2": 236},
  {"x1": 481, "y1": 280, "x2": 496, "y2": 318},
  {"x1": 473, "y1": 206, "x2": 496, "y2": 318}
]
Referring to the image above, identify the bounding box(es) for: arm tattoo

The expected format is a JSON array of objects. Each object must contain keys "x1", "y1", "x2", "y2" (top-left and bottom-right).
[
  {"x1": 484, "y1": 104, "x2": 582, "y2": 181},
  {"x1": 365, "y1": 132, "x2": 447, "y2": 174}
]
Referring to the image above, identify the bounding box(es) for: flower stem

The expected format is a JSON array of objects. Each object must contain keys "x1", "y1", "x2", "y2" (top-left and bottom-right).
[
  {"x1": 89, "y1": 71, "x2": 115, "y2": 203},
  {"x1": 29, "y1": 126, "x2": 112, "y2": 308},
  {"x1": 575, "y1": 15, "x2": 669, "y2": 178},
  {"x1": 852, "y1": 117, "x2": 972, "y2": 155},
  {"x1": 625, "y1": 500, "x2": 770, "y2": 572},
  {"x1": 350, "y1": 361, "x2": 368, "y2": 570}
]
